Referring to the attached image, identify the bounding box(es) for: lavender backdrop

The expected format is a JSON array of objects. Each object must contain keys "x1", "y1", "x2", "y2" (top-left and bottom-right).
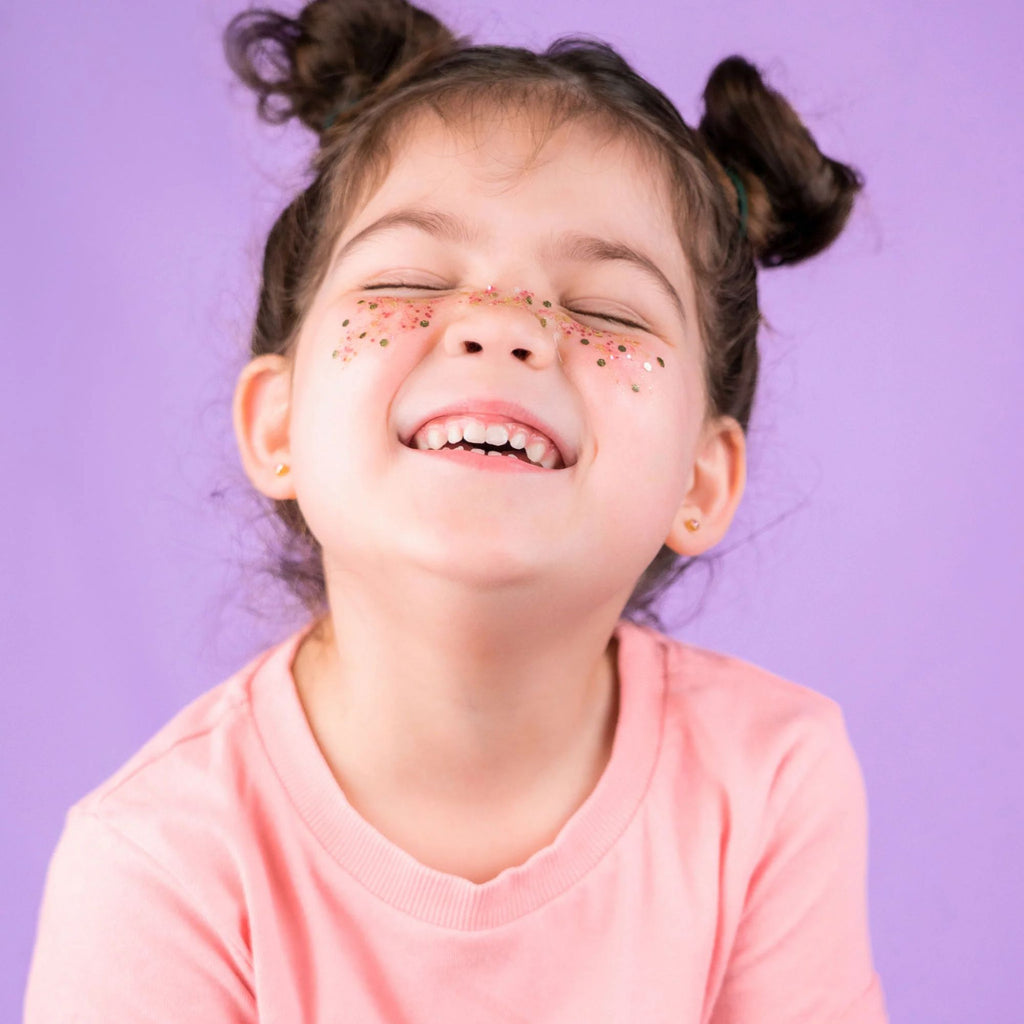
[{"x1": 4, "y1": 0, "x2": 1021, "y2": 1019}]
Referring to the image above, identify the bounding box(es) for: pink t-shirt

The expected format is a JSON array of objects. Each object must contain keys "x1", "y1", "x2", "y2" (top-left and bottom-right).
[{"x1": 25, "y1": 620, "x2": 887, "y2": 1022}]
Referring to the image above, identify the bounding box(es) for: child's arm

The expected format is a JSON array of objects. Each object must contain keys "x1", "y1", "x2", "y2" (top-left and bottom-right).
[
  {"x1": 24, "y1": 807, "x2": 256, "y2": 1023},
  {"x1": 707, "y1": 704, "x2": 888, "y2": 1024}
]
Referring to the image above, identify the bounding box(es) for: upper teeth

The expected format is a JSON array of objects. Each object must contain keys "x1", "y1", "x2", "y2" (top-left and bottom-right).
[{"x1": 412, "y1": 416, "x2": 562, "y2": 469}]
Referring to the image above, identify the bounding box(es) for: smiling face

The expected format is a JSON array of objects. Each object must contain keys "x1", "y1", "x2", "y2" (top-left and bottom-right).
[{"x1": 236, "y1": 109, "x2": 745, "y2": 607}]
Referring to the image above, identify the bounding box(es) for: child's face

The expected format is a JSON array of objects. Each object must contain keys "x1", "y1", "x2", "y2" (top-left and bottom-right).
[{"x1": 260, "y1": 111, "x2": 743, "y2": 601}]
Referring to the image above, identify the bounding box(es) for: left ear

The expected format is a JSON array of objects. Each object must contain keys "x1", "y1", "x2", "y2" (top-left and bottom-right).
[{"x1": 664, "y1": 415, "x2": 746, "y2": 557}]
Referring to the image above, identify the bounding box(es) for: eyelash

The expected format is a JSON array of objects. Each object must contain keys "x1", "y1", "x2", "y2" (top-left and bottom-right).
[
  {"x1": 585, "y1": 312, "x2": 646, "y2": 331},
  {"x1": 363, "y1": 283, "x2": 647, "y2": 332}
]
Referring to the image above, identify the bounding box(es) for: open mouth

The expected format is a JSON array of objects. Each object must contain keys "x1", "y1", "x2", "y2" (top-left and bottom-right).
[{"x1": 404, "y1": 414, "x2": 569, "y2": 470}]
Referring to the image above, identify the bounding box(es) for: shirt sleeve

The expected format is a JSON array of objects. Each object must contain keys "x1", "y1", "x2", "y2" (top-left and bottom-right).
[
  {"x1": 706, "y1": 703, "x2": 889, "y2": 1024},
  {"x1": 24, "y1": 806, "x2": 256, "y2": 1023}
]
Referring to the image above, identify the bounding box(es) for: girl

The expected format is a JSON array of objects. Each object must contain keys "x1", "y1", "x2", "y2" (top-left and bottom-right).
[{"x1": 25, "y1": 1, "x2": 887, "y2": 1020}]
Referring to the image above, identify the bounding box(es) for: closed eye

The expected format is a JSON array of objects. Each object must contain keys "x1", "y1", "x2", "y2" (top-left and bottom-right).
[
  {"x1": 364, "y1": 282, "x2": 446, "y2": 291},
  {"x1": 569, "y1": 309, "x2": 648, "y2": 332}
]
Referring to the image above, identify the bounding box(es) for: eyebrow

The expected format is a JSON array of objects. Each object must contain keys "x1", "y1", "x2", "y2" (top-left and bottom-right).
[
  {"x1": 331, "y1": 206, "x2": 686, "y2": 323},
  {"x1": 331, "y1": 208, "x2": 478, "y2": 272},
  {"x1": 551, "y1": 232, "x2": 687, "y2": 325}
]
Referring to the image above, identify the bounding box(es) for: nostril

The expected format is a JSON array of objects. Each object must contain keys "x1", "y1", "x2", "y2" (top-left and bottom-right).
[
  {"x1": 512, "y1": 349, "x2": 530, "y2": 361},
  {"x1": 463, "y1": 341, "x2": 483, "y2": 353}
]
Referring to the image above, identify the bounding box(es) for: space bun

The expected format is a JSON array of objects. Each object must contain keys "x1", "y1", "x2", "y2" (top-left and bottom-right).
[
  {"x1": 224, "y1": 0, "x2": 461, "y2": 134},
  {"x1": 699, "y1": 55, "x2": 862, "y2": 266}
]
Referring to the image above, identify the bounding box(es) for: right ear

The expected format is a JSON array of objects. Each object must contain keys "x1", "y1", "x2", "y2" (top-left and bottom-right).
[{"x1": 232, "y1": 353, "x2": 296, "y2": 500}]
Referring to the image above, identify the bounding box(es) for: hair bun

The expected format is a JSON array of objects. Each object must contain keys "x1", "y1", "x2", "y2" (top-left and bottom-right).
[
  {"x1": 699, "y1": 55, "x2": 862, "y2": 267},
  {"x1": 224, "y1": 0, "x2": 460, "y2": 134}
]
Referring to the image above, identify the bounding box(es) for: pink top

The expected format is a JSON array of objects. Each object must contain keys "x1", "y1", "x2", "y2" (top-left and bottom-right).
[{"x1": 25, "y1": 621, "x2": 887, "y2": 1022}]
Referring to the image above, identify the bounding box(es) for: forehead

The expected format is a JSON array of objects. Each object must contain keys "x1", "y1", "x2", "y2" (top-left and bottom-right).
[{"x1": 346, "y1": 106, "x2": 684, "y2": 263}]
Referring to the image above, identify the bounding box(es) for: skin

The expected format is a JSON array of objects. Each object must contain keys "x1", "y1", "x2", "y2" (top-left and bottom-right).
[{"x1": 233, "y1": 110, "x2": 746, "y2": 883}]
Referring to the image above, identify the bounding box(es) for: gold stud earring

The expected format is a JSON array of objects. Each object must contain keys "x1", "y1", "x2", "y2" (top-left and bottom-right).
[
  {"x1": 274, "y1": 463, "x2": 290, "y2": 477},
  {"x1": 684, "y1": 517, "x2": 701, "y2": 533}
]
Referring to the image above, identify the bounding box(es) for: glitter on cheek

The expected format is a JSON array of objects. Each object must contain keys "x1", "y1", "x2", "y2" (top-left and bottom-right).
[
  {"x1": 330, "y1": 344, "x2": 358, "y2": 363},
  {"x1": 330, "y1": 294, "x2": 441, "y2": 364},
  {"x1": 554, "y1": 315, "x2": 665, "y2": 395}
]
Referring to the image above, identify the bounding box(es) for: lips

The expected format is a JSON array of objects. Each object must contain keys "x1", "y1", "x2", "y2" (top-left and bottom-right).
[{"x1": 401, "y1": 400, "x2": 576, "y2": 469}]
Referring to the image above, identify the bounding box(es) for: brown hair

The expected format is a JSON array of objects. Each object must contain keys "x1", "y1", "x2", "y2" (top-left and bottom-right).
[{"x1": 224, "y1": 0, "x2": 862, "y2": 626}]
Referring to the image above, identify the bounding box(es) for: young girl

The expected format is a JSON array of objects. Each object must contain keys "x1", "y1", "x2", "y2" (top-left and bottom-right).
[{"x1": 25, "y1": 1, "x2": 887, "y2": 1020}]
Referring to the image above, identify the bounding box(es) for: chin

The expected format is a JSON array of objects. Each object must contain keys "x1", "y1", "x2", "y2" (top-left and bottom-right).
[{"x1": 404, "y1": 534, "x2": 550, "y2": 590}]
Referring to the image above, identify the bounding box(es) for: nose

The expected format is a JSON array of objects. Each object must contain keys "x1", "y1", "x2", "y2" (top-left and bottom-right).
[{"x1": 439, "y1": 293, "x2": 559, "y2": 370}]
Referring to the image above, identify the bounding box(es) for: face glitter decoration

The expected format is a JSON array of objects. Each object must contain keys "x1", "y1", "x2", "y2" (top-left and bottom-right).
[
  {"x1": 330, "y1": 287, "x2": 667, "y2": 395},
  {"x1": 331, "y1": 295, "x2": 440, "y2": 361}
]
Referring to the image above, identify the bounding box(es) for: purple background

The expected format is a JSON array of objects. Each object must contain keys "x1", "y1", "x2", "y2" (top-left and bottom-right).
[{"x1": 4, "y1": 0, "x2": 1022, "y2": 1019}]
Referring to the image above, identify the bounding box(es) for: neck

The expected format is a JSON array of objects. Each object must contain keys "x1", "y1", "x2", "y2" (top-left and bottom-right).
[{"x1": 294, "y1": 566, "x2": 627, "y2": 818}]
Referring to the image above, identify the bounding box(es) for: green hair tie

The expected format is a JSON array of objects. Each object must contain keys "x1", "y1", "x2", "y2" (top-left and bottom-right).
[
  {"x1": 322, "y1": 95, "x2": 360, "y2": 133},
  {"x1": 723, "y1": 167, "x2": 749, "y2": 239}
]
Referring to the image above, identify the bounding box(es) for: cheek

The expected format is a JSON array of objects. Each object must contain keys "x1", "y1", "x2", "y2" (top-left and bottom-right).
[
  {"x1": 553, "y1": 316, "x2": 668, "y2": 398},
  {"x1": 328, "y1": 296, "x2": 440, "y2": 365}
]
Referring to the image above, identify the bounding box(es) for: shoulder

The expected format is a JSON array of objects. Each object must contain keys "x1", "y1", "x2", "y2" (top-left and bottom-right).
[
  {"x1": 620, "y1": 627, "x2": 888, "y2": 1018},
  {"x1": 620, "y1": 621, "x2": 862, "y2": 814},
  {"x1": 56, "y1": 631, "x2": 305, "y2": 929},
  {"x1": 74, "y1": 642, "x2": 276, "y2": 823},
  {"x1": 25, "y1": 635, "x2": 294, "y2": 1021},
  {"x1": 32, "y1": 638, "x2": 297, "y2": 999},
  {"x1": 623, "y1": 620, "x2": 845, "y2": 731}
]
